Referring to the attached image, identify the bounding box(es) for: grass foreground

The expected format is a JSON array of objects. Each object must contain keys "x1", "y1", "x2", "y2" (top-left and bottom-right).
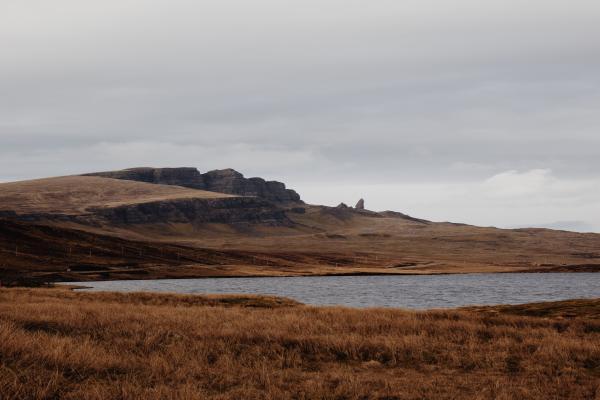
[{"x1": 0, "y1": 288, "x2": 599, "y2": 399}]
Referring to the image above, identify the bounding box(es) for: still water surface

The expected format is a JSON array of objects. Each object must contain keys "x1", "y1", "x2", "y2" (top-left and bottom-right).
[{"x1": 73, "y1": 273, "x2": 600, "y2": 309}]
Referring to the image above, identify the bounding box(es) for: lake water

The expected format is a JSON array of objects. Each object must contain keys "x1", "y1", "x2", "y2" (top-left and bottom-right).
[{"x1": 72, "y1": 273, "x2": 600, "y2": 309}]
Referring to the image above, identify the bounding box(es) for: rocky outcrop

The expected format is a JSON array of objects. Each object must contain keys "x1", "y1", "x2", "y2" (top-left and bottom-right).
[
  {"x1": 4, "y1": 196, "x2": 292, "y2": 227},
  {"x1": 89, "y1": 197, "x2": 291, "y2": 226},
  {"x1": 201, "y1": 169, "x2": 301, "y2": 203},
  {"x1": 355, "y1": 199, "x2": 365, "y2": 210},
  {"x1": 83, "y1": 167, "x2": 206, "y2": 190},
  {"x1": 84, "y1": 167, "x2": 301, "y2": 203}
]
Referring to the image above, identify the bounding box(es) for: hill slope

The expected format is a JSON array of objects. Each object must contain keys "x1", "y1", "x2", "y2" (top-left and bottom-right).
[
  {"x1": 0, "y1": 169, "x2": 599, "y2": 282},
  {"x1": 0, "y1": 176, "x2": 234, "y2": 215},
  {"x1": 84, "y1": 167, "x2": 302, "y2": 203},
  {"x1": 0, "y1": 176, "x2": 291, "y2": 227}
]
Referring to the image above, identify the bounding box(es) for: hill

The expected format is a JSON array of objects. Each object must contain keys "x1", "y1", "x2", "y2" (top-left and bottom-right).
[
  {"x1": 84, "y1": 167, "x2": 302, "y2": 203},
  {"x1": 0, "y1": 175, "x2": 291, "y2": 227},
  {"x1": 0, "y1": 168, "x2": 599, "y2": 283},
  {"x1": 0, "y1": 217, "x2": 426, "y2": 285},
  {"x1": 0, "y1": 175, "x2": 233, "y2": 215}
]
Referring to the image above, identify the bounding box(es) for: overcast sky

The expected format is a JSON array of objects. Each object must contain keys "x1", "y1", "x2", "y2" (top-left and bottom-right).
[{"x1": 2, "y1": 0, "x2": 599, "y2": 231}]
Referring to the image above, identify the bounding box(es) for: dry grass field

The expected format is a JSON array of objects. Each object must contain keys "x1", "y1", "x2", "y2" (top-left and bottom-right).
[
  {"x1": 179, "y1": 205, "x2": 600, "y2": 274},
  {"x1": 2, "y1": 211, "x2": 599, "y2": 286},
  {"x1": 3, "y1": 218, "x2": 495, "y2": 285},
  {"x1": 0, "y1": 176, "x2": 233, "y2": 215},
  {"x1": 1, "y1": 288, "x2": 599, "y2": 399}
]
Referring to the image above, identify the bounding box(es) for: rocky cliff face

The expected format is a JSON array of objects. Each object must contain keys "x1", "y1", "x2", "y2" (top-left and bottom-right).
[
  {"x1": 6, "y1": 196, "x2": 292, "y2": 227},
  {"x1": 84, "y1": 167, "x2": 301, "y2": 203},
  {"x1": 83, "y1": 167, "x2": 206, "y2": 190},
  {"x1": 201, "y1": 169, "x2": 301, "y2": 203},
  {"x1": 90, "y1": 197, "x2": 292, "y2": 226}
]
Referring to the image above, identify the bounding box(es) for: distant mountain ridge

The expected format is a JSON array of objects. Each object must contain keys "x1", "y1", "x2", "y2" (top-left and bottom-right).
[{"x1": 83, "y1": 167, "x2": 302, "y2": 203}]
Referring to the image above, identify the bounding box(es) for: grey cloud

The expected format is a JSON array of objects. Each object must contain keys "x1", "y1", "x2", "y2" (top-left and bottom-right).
[{"x1": 1, "y1": 0, "x2": 599, "y2": 230}]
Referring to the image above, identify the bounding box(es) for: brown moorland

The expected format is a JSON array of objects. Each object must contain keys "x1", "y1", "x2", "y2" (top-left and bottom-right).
[
  {"x1": 0, "y1": 288, "x2": 599, "y2": 399},
  {"x1": 1, "y1": 172, "x2": 599, "y2": 284},
  {"x1": 0, "y1": 176, "x2": 234, "y2": 215},
  {"x1": 0, "y1": 218, "x2": 449, "y2": 285}
]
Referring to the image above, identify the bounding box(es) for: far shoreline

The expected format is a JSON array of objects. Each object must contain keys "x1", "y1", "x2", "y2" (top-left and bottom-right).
[{"x1": 35, "y1": 263, "x2": 600, "y2": 285}]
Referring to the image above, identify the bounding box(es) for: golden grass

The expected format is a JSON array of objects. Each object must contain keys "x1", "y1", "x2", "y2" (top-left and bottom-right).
[
  {"x1": 1, "y1": 288, "x2": 599, "y2": 399},
  {"x1": 0, "y1": 176, "x2": 234, "y2": 215},
  {"x1": 126, "y1": 205, "x2": 600, "y2": 274},
  {"x1": 467, "y1": 299, "x2": 600, "y2": 320}
]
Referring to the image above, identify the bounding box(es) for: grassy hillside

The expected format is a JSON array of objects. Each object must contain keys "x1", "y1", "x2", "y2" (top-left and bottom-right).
[
  {"x1": 0, "y1": 176, "x2": 234, "y2": 215},
  {"x1": 0, "y1": 288, "x2": 598, "y2": 399},
  {"x1": 149, "y1": 206, "x2": 600, "y2": 274},
  {"x1": 0, "y1": 218, "x2": 432, "y2": 285},
  {"x1": 1, "y1": 173, "x2": 599, "y2": 278}
]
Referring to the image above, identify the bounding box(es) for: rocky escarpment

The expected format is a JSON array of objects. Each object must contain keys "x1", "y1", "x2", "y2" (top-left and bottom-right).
[
  {"x1": 84, "y1": 167, "x2": 301, "y2": 203},
  {"x1": 83, "y1": 167, "x2": 206, "y2": 190},
  {"x1": 2, "y1": 196, "x2": 293, "y2": 228},
  {"x1": 201, "y1": 169, "x2": 301, "y2": 203},
  {"x1": 89, "y1": 196, "x2": 292, "y2": 226}
]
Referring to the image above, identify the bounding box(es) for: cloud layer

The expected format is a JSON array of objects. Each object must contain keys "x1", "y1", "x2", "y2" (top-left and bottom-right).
[{"x1": 1, "y1": 0, "x2": 599, "y2": 231}]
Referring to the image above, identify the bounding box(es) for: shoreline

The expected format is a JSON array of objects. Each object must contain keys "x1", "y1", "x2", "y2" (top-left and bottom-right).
[
  {"x1": 55, "y1": 265, "x2": 600, "y2": 283},
  {"x1": 39, "y1": 264, "x2": 600, "y2": 285}
]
